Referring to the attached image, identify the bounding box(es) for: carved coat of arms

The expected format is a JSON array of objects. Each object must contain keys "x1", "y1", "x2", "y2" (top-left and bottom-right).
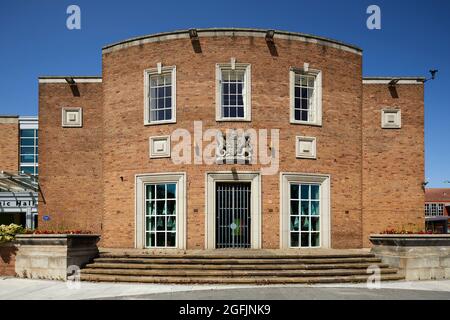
[{"x1": 216, "y1": 130, "x2": 252, "y2": 163}]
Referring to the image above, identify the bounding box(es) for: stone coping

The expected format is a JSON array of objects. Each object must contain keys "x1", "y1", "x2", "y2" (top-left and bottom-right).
[
  {"x1": 14, "y1": 234, "x2": 100, "y2": 246},
  {"x1": 15, "y1": 234, "x2": 100, "y2": 238},
  {"x1": 102, "y1": 27, "x2": 363, "y2": 55},
  {"x1": 370, "y1": 234, "x2": 450, "y2": 247},
  {"x1": 370, "y1": 234, "x2": 450, "y2": 239}
]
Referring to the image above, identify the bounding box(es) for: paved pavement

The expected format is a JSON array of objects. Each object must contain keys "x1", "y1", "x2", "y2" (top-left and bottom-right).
[{"x1": 1, "y1": 277, "x2": 450, "y2": 300}]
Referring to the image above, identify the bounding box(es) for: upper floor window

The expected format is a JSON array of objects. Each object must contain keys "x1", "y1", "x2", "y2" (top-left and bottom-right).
[
  {"x1": 144, "y1": 65, "x2": 176, "y2": 125},
  {"x1": 290, "y1": 67, "x2": 322, "y2": 126},
  {"x1": 19, "y1": 128, "x2": 38, "y2": 176},
  {"x1": 216, "y1": 62, "x2": 251, "y2": 121}
]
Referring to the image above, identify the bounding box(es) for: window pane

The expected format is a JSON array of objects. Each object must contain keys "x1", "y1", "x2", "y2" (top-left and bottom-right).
[
  {"x1": 156, "y1": 232, "x2": 165, "y2": 246},
  {"x1": 311, "y1": 217, "x2": 320, "y2": 231},
  {"x1": 164, "y1": 74, "x2": 172, "y2": 85},
  {"x1": 311, "y1": 233, "x2": 320, "y2": 247},
  {"x1": 223, "y1": 107, "x2": 230, "y2": 118},
  {"x1": 301, "y1": 233, "x2": 310, "y2": 247},
  {"x1": 301, "y1": 201, "x2": 309, "y2": 215},
  {"x1": 290, "y1": 216, "x2": 299, "y2": 231},
  {"x1": 20, "y1": 166, "x2": 34, "y2": 174},
  {"x1": 156, "y1": 184, "x2": 165, "y2": 198},
  {"x1": 290, "y1": 200, "x2": 299, "y2": 215},
  {"x1": 146, "y1": 185, "x2": 155, "y2": 200},
  {"x1": 301, "y1": 111, "x2": 308, "y2": 121},
  {"x1": 145, "y1": 233, "x2": 151, "y2": 247},
  {"x1": 20, "y1": 147, "x2": 35, "y2": 155},
  {"x1": 146, "y1": 201, "x2": 155, "y2": 216},
  {"x1": 311, "y1": 185, "x2": 319, "y2": 200},
  {"x1": 301, "y1": 217, "x2": 309, "y2": 231},
  {"x1": 156, "y1": 201, "x2": 165, "y2": 215},
  {"x1": 156, "y1": 216, "x2": 165, "y2": 231},
  {"x1": 146, "y1": 216, "x2": 155, "y2": 231},
  {"x1": 290, "y1": 184, "x2": 299, "y2": 199},
  {"x1": 20, "y1": 139, "x2": 34, "y2": 146},
  {"x1": 167, "y1": 232, "x2": 176, "y2": 247},
  {"x1": 301, "y1": 185, "x2": 309, "y2": 199},
  {"x1": 21, "y1": 155, "x2": 35, "y2": 163},
  {"x1": 167, "y1": 184, "x2": 176, "y2": 198},
  {"x1": 166, "y1": 216, "x2": 176, "y2": 231},
  {"x1": 166, "y1": 200, "x2": 176, "y2": 215},
  {"x1": 20, "y1": 129, "x2": 34, "y2": 138},
  {"x1": 290, "y1": 232, "x2": 299, "y2": 247},
  {"x1": 311, "y1": 201, "x2": 320, "y2": 215}
]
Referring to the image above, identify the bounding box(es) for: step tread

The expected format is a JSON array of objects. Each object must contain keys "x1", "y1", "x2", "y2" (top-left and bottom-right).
[
  {"x1": 81, "y1": 267, "x2": 399, "y2": 277},
  {"x1": 93, "y1": 257, "x2": 382, "y2": 265},
  {"x1": 99, "y1": 253, "x2": 376, "y2": 260},
  {"x1": 84, "y1": 262, "x2": 391, "y2": 270},
  {"x1": 80, "y1": 273, "x2": 404, "y2": 284}
]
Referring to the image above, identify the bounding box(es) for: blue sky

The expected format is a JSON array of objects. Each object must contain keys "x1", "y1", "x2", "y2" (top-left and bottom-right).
[{"x1": 0, "y1": 0, "x2": 449, "y2": 187}]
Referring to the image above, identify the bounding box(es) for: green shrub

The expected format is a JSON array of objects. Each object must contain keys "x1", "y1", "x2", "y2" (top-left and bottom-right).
[{"x1": 0, "y1": 224, "x2": 25, "y2": 244}]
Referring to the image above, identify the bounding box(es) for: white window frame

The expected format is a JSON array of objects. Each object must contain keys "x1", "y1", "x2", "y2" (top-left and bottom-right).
[
  {"x1": 289, "y1": 67, "x2": 322, "y2": 126},
  {"x1": 280, "y1": 173, "x2": 331, "y2": 249},
  {"x1": 144, "y1": 66, "x2": 176, "y2": 125},
  {"x1": 381, "y1": 109, "x2": 401, "y2": 129},
  {"x1": 425, "y1": 204, "x2": 430, "y2": 216},
  {"x1": 205, "y1": 172, "x2": 261, "y2": 249},
  {"x1": 135, "y1": 173, "x2": 186, "y2": 249},
  {"x1": 295, "y1": 136, "x2": 317, "y2": 159},
  {"x1": 215, "y1": 63, "x2": 251, "y2": 122}
]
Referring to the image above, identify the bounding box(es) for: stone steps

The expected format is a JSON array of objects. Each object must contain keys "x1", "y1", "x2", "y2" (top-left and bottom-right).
[
  {"x1": 84, "y1": 262, "x2": 390, "y2": 270},
  {"x1": 80, "y1": 273, "x2": 405, "y2": 284},
  {"x1": 81, "y1": 267, "x2": 399, "y2": 277},
  {"x1": 98, "y1": 252, "x2": 377, "y2": 260},
  {"x1": 80, "y1": 251, "x2": 404, "y2": 284},
  {"x1": 92, "y1": 257, "x2": 383, "y2": 265}
]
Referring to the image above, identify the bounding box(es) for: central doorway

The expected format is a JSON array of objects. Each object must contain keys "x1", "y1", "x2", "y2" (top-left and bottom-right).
[{"x1": 215, "y1": 182, "x2": 251, "y2": 248}]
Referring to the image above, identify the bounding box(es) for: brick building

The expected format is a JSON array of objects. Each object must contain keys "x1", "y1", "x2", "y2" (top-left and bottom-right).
[
  {"x1": 37, "y1": 28, "x2": 425, "y2": 249},
  {"x1": 425, "y1": 188, "x2": 450, "y2": 233},
  {"x1": 0, "y1": 116, "x2": 39, "y2": 228}
]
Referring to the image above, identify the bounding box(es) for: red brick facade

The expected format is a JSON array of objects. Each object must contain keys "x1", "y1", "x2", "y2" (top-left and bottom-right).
[
  {"x1": 38, "y1": 82, "x2": 103, "y2": 232},
  {"x1": 37, "y1": 29, "x2": 425, "y2": 249},
  {"x1": 0, "y1": 117, "x2": 19, "y2": 172}
]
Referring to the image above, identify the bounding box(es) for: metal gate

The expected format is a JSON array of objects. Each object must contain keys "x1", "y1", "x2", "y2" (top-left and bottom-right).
[{"x1": 215, "y1": 182, "x2": 251, "y2": 248}]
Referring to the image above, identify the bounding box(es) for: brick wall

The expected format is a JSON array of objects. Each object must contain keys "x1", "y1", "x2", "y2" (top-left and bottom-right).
[
  {"x1": 362, "y1": 83, "x2": 425, "y2": 246},
  {"x1": 38, "y1": 82, "x2": 103, "y2": 234},
  {"x1": 0, "y1": 117, "x2": 19, "y2": 171},
  {"x1": 0, "y1": 243, "x2": 17, "y2": 276},
  {"x1": 101, "y1": 36, "x2": 363, "y2": 249}
]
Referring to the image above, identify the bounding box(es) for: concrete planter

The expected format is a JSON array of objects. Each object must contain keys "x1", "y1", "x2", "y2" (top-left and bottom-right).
[
  {"x1": 369, "y1": 234, "x2": 450, "y2": 281},
  {"x1": 14, "y1": 234, "x2": 100, "y2": 280},
  {"x1": 0, "y1": 242, "x2": 18, "y2": 276}
]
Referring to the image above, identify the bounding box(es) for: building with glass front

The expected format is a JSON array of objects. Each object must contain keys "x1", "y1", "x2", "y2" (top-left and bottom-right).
[{"x1": 0, "y1": 116, "x2": 38, "y2": 228}]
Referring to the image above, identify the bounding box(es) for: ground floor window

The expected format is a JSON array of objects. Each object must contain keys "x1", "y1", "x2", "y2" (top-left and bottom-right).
[
  {"x1": 135, "y1": 173, "x2": 186, "y2": 249},
  {"x1": 289, "y1": 183, "x2": 320, "y2": 248},
  {"x1": 280, "y1": 173, "x2": 330, "y2": 249},
  {"x1": 145, "y1": 183, "x2": 177, "y2": 248}
]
